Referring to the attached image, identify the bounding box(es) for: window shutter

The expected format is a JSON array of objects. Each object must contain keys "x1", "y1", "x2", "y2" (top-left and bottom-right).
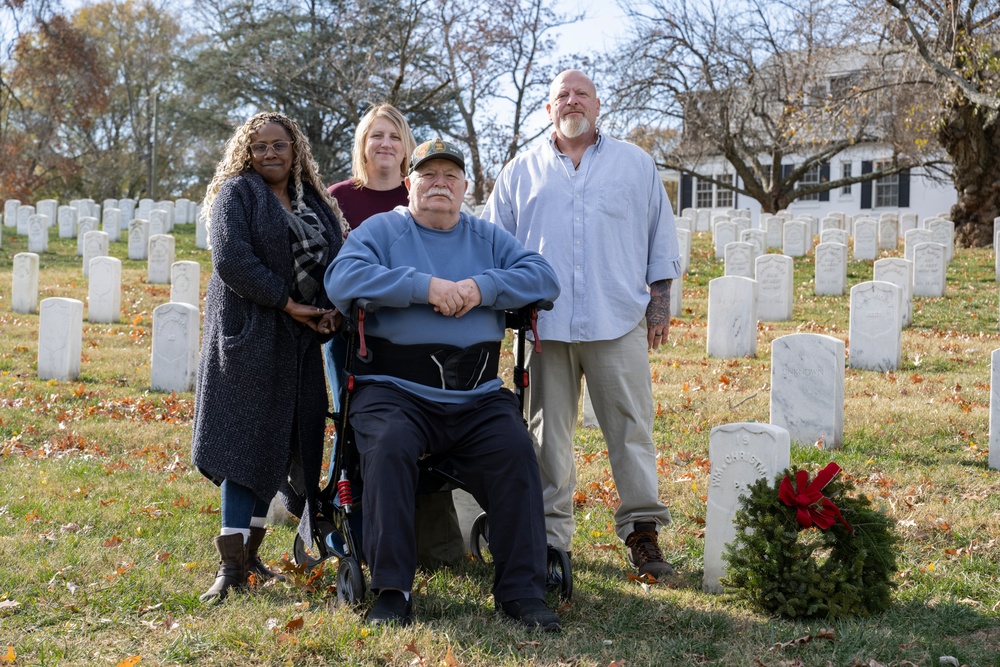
[
  {"x1": 680, "y1": 173, "x2": 693, "y2": 210},
  {"x1": 860, "y1": 160, "x2": 873, "y2": 209},
  {"x1": 898, "y1": 168, "x2": 910, "y2": 208},
  {"x1": 819, "y1": 162, "x2": 831, "y2": 202}
]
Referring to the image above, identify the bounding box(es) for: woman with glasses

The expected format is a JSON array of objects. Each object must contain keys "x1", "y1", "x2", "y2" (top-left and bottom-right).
[
  {"x1": 192, "y1": 112, "x2": 345, "y2": 603},
  {"x1": 324, "y1": 104, "x2": 466, "y2": 568}
]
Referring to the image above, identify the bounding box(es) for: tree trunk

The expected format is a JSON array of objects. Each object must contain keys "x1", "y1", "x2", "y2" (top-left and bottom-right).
[{"x1": 937, "y1": 99, "x2": 1000, "y2": 248}]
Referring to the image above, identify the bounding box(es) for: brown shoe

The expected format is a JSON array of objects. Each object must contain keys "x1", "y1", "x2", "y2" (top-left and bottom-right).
[
  {"x1": 625, "y1": 522, "x2": 675, "y2": 581},
  {"x1": 199, "y1": 533, "x2": 247, "y2": 604},
  {"x1": 247, "y1": 527, "x2": 285, "y2": 583}
]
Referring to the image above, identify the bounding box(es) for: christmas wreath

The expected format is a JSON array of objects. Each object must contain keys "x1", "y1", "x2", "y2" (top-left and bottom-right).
[{"x1": 721, "y1": 462, "x2": 898, "y2": 618}]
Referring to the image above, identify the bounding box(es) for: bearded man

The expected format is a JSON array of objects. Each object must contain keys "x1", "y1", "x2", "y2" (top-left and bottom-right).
[{"x1": 484, "y1": 69, "x2": 682, "y2": 581}]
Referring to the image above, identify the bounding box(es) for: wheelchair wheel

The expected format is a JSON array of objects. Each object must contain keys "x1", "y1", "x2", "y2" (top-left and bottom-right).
[
  {"x1": 293, "y1": 519, "x2": 334, "y2": 572},
  {"x1": 546, "y1": 545, "x2": 573, "y2": 601},
  {"x1": 468, "y1": 512, "x2": 491, "y2": 562},
  {"x1": 336, "y1": 556, "x2": 366, "y2": 605}
]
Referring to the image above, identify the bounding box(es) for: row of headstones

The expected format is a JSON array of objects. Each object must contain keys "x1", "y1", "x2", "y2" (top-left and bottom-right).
[
  {"x1": 35, "y1": 297, "x2": 200, "y2": 393},
  {"x1": 1, "y1": 198, "x2": 210, "y2": 251},
  {"x1": 723, "y1": 240, "x2": 947, "y2": 300},
  {"x1": 12, "y1": 250, "x2": 199, "y2": 318},
  {"x1": 679, "y1": 207, "x2": 944, "y2": 240},
  {"x1": 707, "y1": 275, "x2": 907, "y2": 373},
  {"x1": 703, "y1": 216, "x2": 955, "y2": 262}
]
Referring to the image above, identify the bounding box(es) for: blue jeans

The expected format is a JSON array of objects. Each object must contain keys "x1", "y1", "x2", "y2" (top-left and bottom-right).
[{"x1": 221, "y1": 479, "x2": 270, "y2": 529}]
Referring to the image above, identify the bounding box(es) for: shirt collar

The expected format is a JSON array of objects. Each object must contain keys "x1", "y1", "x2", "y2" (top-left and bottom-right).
[{"x1": 547, "y1": 128, "x2": 604, "y2": 155}]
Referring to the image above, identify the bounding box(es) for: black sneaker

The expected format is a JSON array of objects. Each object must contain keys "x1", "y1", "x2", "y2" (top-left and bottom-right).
[
  {"x1": 625, "y1": 522, "x2": 675, "y2": 581},
  {"x1": 497, "y1": 598, "x2": 561, "y2": 632},
  {"x1": 366, "y1": 590, "x2": 413, "y2": 626}
]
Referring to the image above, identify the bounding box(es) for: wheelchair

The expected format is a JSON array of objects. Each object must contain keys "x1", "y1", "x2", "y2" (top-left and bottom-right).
[{"x1": 292, "y1": 299, "x2": 573, "y2": 605}]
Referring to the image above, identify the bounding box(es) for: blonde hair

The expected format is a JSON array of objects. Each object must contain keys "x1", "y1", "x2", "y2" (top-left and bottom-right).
[
  {"x1": 201, "y1": 112, "x2": 345, "y2": 232},
  {"x1": 350, "y1": 104, "x2": 416, "y2": 188}
]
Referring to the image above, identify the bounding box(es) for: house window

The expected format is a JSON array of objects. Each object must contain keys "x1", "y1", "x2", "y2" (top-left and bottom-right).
[
  {"x1": 715, "y1": 174, "x2": 734, "y2": 208},
  {"x1": 799, "y1": 164, "x2": 821, "y2": 201},
  {"x1": 695, "y1": 178, "x2": 713, "y2": 208},
  {"x1": 874, "y1": 161, "x2": 898, "y2": 207},
  {"x1": 840, "y1": 162, "x2": 852, "y2": 195}
]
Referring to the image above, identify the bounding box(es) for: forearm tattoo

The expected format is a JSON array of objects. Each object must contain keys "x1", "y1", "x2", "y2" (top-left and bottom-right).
[{"x1": 646, "y1": 279, "x2": 672, "y2": 327}]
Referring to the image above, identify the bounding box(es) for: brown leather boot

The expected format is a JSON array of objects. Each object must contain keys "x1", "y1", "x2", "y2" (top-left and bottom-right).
[
  {"x1": 247, "y1": 527, "x2": 284, "y2": 583},
  {"x1": 199, "y1": 533, "x2": 247, "y2": 604}
]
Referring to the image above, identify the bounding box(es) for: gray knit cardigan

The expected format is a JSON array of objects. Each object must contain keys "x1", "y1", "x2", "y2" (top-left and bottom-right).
[{"x1": 191, "y1": 171, "x2": 342, "y2": 534}]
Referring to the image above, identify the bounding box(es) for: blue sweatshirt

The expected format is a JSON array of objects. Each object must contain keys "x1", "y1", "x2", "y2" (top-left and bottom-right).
[{"x1": 325, "y1": 206, "x2": 560, "y2": 403}]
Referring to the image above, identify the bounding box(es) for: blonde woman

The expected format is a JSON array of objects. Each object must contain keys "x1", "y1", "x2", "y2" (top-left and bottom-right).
[
  {"x1": 193, "y1": 112, "x2": 344, "y2": 603},
  {"x1": 325, "y1": 104, "x2": 466, "y2": 568}
]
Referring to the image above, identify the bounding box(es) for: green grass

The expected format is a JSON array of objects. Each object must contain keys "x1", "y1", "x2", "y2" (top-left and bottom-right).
[{"x1": 2, "y1": 224, "x2": 1000, "y2": 666}]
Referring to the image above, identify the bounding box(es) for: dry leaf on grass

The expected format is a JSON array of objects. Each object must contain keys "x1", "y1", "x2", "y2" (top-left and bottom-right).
[{"x1": 769, "y1": 628, "x2": 834, "y2": 652}]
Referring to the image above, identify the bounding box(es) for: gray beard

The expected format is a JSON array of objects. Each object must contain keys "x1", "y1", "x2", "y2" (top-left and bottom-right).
[{"x1": 558, "y1": 114, "x2": 590, "y2": 139}]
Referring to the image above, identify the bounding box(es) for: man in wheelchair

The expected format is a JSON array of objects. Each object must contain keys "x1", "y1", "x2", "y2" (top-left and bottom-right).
[{"x1": 324, "y1": 139, "x2": 562, "y2": 630}]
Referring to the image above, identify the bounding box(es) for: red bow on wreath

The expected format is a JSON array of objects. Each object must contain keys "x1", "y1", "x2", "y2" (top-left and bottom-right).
[{"x1": 778, "y1": 462, "x2": 853, "y2": 534}]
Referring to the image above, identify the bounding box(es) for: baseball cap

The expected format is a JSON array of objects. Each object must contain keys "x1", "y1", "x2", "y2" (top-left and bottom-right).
[{"x1": 410, "y1": 138, "x2": 466, "y2": 173}]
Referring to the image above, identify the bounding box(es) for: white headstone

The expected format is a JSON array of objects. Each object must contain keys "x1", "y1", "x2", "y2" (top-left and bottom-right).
[
  {"x1": 770, "y1": 333, "x2": 845, "y2": 448},
  {"x1": 76, "y1": 217, "x2": 98, "y2": 256},
  {"x1": 707, "y1": 276, "x2": 758, "y2": 358},
  {"x1": 926, "y1": 218, "x2": 955, "y2": 262},
  {"x1": 3, "y1": 200, "x2": 18, "y2": 228},
  {"x1": 995, "y1": 229, "x2": 1000, "y2": 283},
  {"x1": 27, "y1": 214, "x2": 49, "y2": 253},
  {"x1": 36, "y1": 199, "x2": 57, "y2": 228},
  {"x1": 675, "y1": 216, "x2": 692, "y2": 232},
  {"x1": 582, "y1": 378, "x2": 598, "y2": 428},
  {"x1": 150, "y1": 302, "x2": 200, "y2": 392},
  {"x1": 814, "y1": 242, "x2": 848, "y2": 296},
  {"x1": 681, "y1": 207, "x2": 696, "y2": 222},
  {"x1": 755, "y1": 254, "x2": 794, "y2": 322},
  {"x1": 82, "y1": 230, "x2": 109, "y2": 278},
  {"x1": 102, "y1": 199, "x2": 119, "y2": 216},
  {"x1": 102, "y1": 208, "x2": 121, "y2": 243},
  {"x1": 695, "y1": 209, "x2": 711, "y2": 232},
  {"x1": 878, "y1": 219, "x2": 899, "y2": 250},
  {"x1": 78, "y1": 198, "x2": 97, "y2": 219},
  {"x1": 16, "y1": 204, "x2": 35, "y2": 235},
  {"x1": 724, "y1": 241, "x2": 754, "y2": 278},
  {"x1": 677, "y1": 228, "x2": 692, "y2": 275},
  {"x1": 820, "y1": 228, "x2": 849, "y2": 247},
  {"x1": 849, "y1": 281, "x2": 902, "y2": 372},
  {"x1": 170, "y1": 261, "x2": 201, "y2": 308},
  {"x1": 714, "y1": 220, "x2": 738, "y2": 260},
  {"x1": 852, "y1": 218, "x2": 878, "y2": 261},
  {"x1": 37, "y1": 297, "x2": 83, "y2": 381},
  {"x1": 149, "y1": 209, "x2": 169, "y2": 236},
  {"x1": 12, "y1": 252, "x2": 40, "y2": 314},
  {"x1": 88, "y1": 256, "x2": 122, "y2": 324},
  {"x1": 990, "y1": 349, "x2": 1000, "y2": 470},
  {"x1": 128, "y1": 219, "x2": 150, "y2": 260},
  {"x1": 138, "y1": 198, "x2": 154, "y2": 221},
  {"x1": 703, "y1": 422, "x2": 790, "y2": 593},
  {"x1": 874, "y1": 258, "x2": 914, "y2": 327},
  {"x1": 176, "y1": 198, "x2": 193, "y2": 224},
  {"x1": 900, "y1": 212, "x2": 918, "y2": 237},
  {"x1": 820, "y1": 217, "x2": 844, "y2": 233},
  {"x1": 117, "y1": 198, "x2": 136, "y2": 228},
  {"x1": 763, "y1": 215, "x2": 783, "y2": 249},
  {"x1": 740, "y1": 228, "x2": 766, "y2": 261},
  {"x1": 670, "y1": 275, "x2": 683, "y2": 317},
  {"x1": 148, "y1": 234, "x2": 175, "y2": 284},
  {"x1": 782, "y1": 220, "x2": 809, "y2": 258},
  {"x1": 904, "y1": 228, "x2": 934, "y2": 263},
  {"x1": 912, "y1": 242, "x2": 947, "y2": 298},
  {"x1": 196, "y1": 209, "x2": 210, "y2": 249},
  {"x1": 154, "y1": 201, "x2": 175, "y2": 231},
  {"x1": 57, "y1": 205, "x2": 78, "y2": 239}
]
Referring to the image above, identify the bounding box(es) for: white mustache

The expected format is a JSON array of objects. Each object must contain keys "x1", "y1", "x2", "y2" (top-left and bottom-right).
[{"x1": 426, "y1": 187, "x2": 454, "y2": 200}]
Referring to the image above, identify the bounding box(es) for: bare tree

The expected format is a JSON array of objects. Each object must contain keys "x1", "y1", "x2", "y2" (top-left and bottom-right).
[
  {"x1": 434, "y1": 0, "x2": 580, "y2": 204},
  {"x1": 877, "y1": 0, "x2": 1000, "y2": 246},
  {"x1": 612, "y1": 0, "x2": 944, "y2": 212}
]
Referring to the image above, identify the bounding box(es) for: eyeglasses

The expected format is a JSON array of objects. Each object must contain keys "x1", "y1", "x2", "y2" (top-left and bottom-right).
[{"x1": 250, "y1": 141, "x2": 292, "y2": 157}]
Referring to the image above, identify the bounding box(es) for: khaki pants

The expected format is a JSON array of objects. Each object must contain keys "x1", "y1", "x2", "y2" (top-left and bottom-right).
[{"x1": 525, "y1": 324, "x2": 672, "y2": 551}]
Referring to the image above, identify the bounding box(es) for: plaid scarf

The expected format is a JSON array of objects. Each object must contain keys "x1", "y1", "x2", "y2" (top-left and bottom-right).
[{"x1": 285, "y1": 202, "x2": 329, "y2": 305}]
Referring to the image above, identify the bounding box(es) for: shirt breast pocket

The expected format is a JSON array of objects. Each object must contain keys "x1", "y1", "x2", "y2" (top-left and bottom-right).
[{"x1": 596, "y1": 181, "x2": 634, "y2": 223}]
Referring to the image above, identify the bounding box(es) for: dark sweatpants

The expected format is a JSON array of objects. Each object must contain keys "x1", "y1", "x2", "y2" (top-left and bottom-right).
[{"x1": 349, "y1": 381, "x2": 548, "y2": 603}]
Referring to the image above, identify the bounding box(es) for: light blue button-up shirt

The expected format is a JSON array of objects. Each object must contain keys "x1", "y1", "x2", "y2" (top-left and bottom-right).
[{"x1": 484, "y1": 132, "x2": 682, "y2": 343}]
